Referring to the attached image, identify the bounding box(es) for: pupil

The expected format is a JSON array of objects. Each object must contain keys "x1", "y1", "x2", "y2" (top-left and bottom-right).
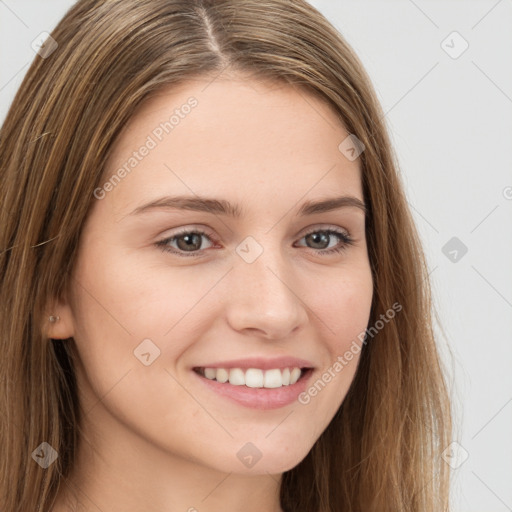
[
  {"x1": 179, "y1": 233, "x2": 200, "y2": 251},
  {"x1": 308, "y1": 232, "x2": 328, "y2": 248}
]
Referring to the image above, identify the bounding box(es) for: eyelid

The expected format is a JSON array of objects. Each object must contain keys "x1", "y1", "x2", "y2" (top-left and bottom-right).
[
  {"x1": 300, "y1": 223, "x2": 350, "y2": 236},
  {"x1": 158, "y1": 223, "x2": 350, "y2": 239}
]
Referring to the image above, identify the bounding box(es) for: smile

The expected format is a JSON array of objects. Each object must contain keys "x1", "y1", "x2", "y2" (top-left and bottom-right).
[
  {"x1": 194, "y1": 367, "x2": 305, "y2": 388},
  {"x1": 192, "y1": 366, "x2": 314, "y2": 410}
]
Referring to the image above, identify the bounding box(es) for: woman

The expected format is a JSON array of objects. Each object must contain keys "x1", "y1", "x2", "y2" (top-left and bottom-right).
[{"x1": 0, "y1": 0, "x2": 452, "y2": 510}]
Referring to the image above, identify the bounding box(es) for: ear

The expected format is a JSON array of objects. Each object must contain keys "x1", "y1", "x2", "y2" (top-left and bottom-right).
[{"x1": 44, "y1": 290, "x2": 76, "y2": 340}]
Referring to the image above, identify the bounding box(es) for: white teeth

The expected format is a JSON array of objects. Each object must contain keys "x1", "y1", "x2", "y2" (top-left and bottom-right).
[
  {"x1": 199, "y1": 367, "x2": 304, "y2": 388},
  {"x1": 216, "y1": 368, "x2": 229, "y2": 383},
  {"x1": 290, "y1": 367, "x2": 301, "y2": 385},
  {"x1": 264, "y1": 369, "x2": 283, "y2": 388},
  {"x1": 204, "y1": 368, "x2": 216, "y2": 379},
  {"x1": 228, "y1": 368, "x2": 245, "y2": 386},
  {"x1": 245, "y1": 368, "x2": 264, "y2": 388}
]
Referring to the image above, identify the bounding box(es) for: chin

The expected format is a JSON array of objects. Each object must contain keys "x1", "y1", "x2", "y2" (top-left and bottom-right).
[{"x1": 206, "y1": 444, "x2": 312, "y2": 476}]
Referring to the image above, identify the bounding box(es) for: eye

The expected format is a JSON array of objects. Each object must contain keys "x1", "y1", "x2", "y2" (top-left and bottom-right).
[
  {"x1": 155, "y1": 226, "x2": 354, "y2": 257},
  {"x1": 294, "y1": 228, "x2": 354, "y2": 256},
  {"x1": 155, "y1": 228, "x2": 216, "y2": 257}
]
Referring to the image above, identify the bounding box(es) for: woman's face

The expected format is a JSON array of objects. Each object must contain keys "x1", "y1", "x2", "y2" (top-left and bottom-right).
[{"x1": 59, "y1": 74, "x2": 373, "y2": 476}]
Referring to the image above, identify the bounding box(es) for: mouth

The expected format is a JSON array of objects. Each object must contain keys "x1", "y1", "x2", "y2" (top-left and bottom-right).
[{"x1": 193, "y1": 366, "x2": 313, "y2": 389}]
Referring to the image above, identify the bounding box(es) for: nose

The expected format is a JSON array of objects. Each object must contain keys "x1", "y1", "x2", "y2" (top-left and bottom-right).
[{"x1": 225, "y1": 245, "x2": 309, "y2": 340}]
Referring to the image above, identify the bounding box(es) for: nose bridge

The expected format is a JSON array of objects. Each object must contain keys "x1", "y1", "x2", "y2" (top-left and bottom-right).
[
  {"x1": 225, "y1": 234, "x2": 308, "y2": 338},
  {"x1": 235, "y1": 233, "x2": 291, "y2": 294}
]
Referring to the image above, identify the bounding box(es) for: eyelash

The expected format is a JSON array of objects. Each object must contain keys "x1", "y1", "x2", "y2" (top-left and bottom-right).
[{"x1": 155, "y1": 227, "x2": 354, "y2": 258}]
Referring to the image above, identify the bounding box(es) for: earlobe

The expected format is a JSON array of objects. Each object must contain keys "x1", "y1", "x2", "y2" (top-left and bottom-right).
[{"x1": 44, "y1": 300, "x2": 75, "y2": 340}]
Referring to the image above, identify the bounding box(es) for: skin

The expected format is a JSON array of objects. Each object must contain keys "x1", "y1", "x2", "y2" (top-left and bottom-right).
[{"x1": 48, "y1": 72, "x2": 373, "y2": 512}]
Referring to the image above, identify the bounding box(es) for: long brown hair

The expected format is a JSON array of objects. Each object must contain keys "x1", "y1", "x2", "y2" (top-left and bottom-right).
[{"x1": 0, "y1": 0, "x2": 452, "y2": 510}]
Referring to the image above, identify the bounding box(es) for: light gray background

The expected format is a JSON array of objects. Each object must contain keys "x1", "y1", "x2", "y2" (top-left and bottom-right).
[{"x1": 1, "y1": 1, "x2": 511, "y2": 511}]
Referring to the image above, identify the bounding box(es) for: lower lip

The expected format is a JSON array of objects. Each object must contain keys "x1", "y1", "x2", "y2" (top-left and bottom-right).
[{"x1": 193, "y1": 369, "x2": 314, "y2": 410}]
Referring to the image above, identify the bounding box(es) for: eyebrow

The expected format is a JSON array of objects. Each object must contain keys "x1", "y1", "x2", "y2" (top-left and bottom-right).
[{"x1": 129, "y1": 194, "x2": 367, "y2": 218}]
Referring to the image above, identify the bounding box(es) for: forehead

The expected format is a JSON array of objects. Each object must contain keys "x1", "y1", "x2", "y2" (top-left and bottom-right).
[{"x1": 102, "y1": 75, "x2": 364, "y2": 217}]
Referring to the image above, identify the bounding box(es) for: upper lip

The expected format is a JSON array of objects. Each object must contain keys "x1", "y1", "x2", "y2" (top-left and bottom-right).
[{"x1": 193, "y1": 356, "x2": 315, "y2": 371}]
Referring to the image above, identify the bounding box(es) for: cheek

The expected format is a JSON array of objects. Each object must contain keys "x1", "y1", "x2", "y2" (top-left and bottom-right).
[
  {"x1": 68, "y1": 242, "x2": 227, "y2": 402},
  {"x1": 68, "y1": 247, "x2": 212, "y2": 452},
  {"x1": 71, "y1": 240, "x2": 201, "y2": 339},
  {"x1": 67, "y1": 243, "x2": 173, "y2": 392},
  {"x1": 294, "y1": 264, "x2": 373, "y2": 425},
  {"x1": 311, "y1": 264, "x2": 374, "y2": 351}
]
